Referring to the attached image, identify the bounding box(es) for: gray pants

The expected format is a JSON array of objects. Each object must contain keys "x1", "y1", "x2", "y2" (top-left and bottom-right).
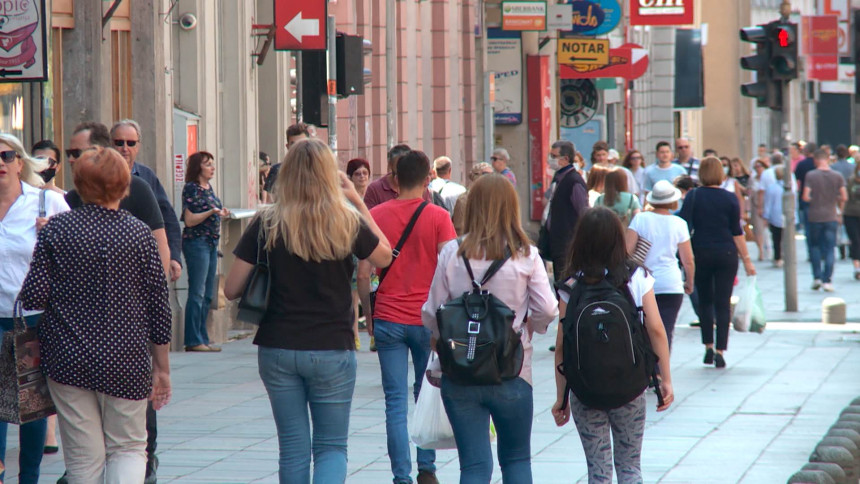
[{"x1": 570, "y1": 392, "x2": 646, "y2": 484}]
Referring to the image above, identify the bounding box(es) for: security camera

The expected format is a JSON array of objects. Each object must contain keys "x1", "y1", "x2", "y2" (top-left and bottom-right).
[{"x1": 179, "y1": 13, "x2": 197, "y2": 31}]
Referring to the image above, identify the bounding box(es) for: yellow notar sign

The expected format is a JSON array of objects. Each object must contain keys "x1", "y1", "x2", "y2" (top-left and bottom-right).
[{"x1": 557, "y1": 38, "x2": 610, "y2": 67}]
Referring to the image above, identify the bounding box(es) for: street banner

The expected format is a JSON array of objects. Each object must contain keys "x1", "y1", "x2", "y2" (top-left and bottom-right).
[
  {"x1": 501, "y1": 1, "x2": 546, "y2": 31},
  {"x1": 488, "y1": 29, "x2": 523, "y2": 124},
  {"x1": 807, "y1": 55, "x2": 839, "y2": 81},
  {"x1": 567, "y1": 0, "x2": 621, "y2": 35},
  {"x1": 629, "y1": 0, "x2": 693, "y2": 27},
  {"x1": 0, "y1": 0, "x2": 47, "y2": 83},
  {"x1": 802, "y1": 15, "x2": 839, "y2": 56},
  {"x1": 559, "y1": 43, "x2": 649, "y2": 80}
]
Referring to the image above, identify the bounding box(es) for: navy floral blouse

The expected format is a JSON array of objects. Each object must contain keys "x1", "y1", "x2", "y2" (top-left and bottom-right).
[{"x1": 182, "y1": 182, "x2": 222, "y2": 244}]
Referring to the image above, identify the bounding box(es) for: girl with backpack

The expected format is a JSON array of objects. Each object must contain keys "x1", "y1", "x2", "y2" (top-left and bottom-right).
[
  {"x1": 596, "y1": 169, "x2": 640, "y2": 226},
  {"x1": 422, "y1": 174, "x2": 558, "y2": 484},
  {"x1": 552, "y1": 207, "x2": 674, "y2": 484}
]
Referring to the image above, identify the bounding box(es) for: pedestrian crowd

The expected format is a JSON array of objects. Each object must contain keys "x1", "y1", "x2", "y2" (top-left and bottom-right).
[{"x1": 1, "y1": 121, "x2": 857, "y2": 484}]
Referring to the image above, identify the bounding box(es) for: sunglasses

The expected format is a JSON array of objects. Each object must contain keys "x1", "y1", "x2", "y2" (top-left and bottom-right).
[
  {"x1": 490, "y1": 156, "x2": 500, "y2": 161},
  {"x1": 0, "y1": 150, "x2": 18, "y2": 163},
  {"x1": 113, "y1": 139, "x2": 139, "y2": 147}
]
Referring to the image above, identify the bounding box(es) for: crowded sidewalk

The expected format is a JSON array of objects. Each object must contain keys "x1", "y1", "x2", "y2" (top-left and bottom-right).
[{"x1": 4, "y1": 236, "x2": 860, "y2": 483}]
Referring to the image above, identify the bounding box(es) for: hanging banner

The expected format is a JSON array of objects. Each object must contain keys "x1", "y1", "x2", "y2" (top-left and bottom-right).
[
  {"x1": 568, "y1": 0, "x2": 621, "y2": 35},
  {"x1": 0, "y1": 0, "x2": 47, "y2": 82},
  {"x1": 488, "y1": 29, "x2": 523, "y2": 124},
  {"x1": 629, "y1": 0, "x2": 693, "y2": 27}
]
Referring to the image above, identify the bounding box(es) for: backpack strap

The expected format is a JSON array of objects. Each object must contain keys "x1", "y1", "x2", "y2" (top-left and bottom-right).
[
  {"x1": 462, "y1": 246, "x2": 512, "y2": 291},
  {"x1": 38, "y1": 189, "x2": 47, "y2": 218},
  {"x1": 377, "y1": 201, "x2": 429, "y2": 288}
]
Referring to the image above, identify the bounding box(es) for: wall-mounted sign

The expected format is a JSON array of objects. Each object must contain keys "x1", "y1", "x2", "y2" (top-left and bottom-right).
[
  {"x1": 559, "y1": 79, "x2": 598, "y2": 128},
  {"x1": 0, "y1": 0, "x2": 47, "y2": 83},
  {"x1": 557, "y1": 38, "x2": 610, "y2": 67},
  {"x1": 630, "y1": 0, "x2": 693, "y2": 27},
  {"x1": 488, "y1": 29, "x2": 523, "y2": 124},
  {"x1": 501, "y1": 1, "x2": 547, "y2": 31},
  {"x1": 546, "y1": 4, "x2": 573, "y2": 31},
  {"x1": 559, "y1": 43, "x2": 649, "y2": 80},
  {"x1": 808, "y1": 55, "x2": 839, "y2": 81},
  {"x1": 802, "y1": 15, "x2": 839, "y2": 56},
  {"x1": 568, "y1": 0, "x2": 621, "y2": 35}
]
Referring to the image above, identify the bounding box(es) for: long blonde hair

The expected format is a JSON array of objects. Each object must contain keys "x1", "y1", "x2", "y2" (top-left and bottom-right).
[
  {"x1": 458, "y1": 174, "x2": 531, "y2": 260},
  {"x1": 260, "y1": 138, "x2": 360, "y2": 261},
  {"x1": 0, "y1": 133, "x2": 47, "y2": 188}
]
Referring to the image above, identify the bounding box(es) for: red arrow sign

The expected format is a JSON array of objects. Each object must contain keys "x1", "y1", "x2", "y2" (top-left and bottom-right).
[
  {"x1": 560, "y1": 43, "x2": 649, "y2": 80},
  {"x1": 274, "y1": 0, "x2": 327, "y2": 51}
]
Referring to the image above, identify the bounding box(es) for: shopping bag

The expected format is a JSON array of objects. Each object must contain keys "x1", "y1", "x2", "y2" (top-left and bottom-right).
[
  {"x1": 732, "y1": 277, "x2": 766, "y2": 334},
  {"x1": 0, "y1": 301, "x2": 55, "y2": 424},
  {"x1": 409, "y1": 372, "x2": 456, "y2": 450}
]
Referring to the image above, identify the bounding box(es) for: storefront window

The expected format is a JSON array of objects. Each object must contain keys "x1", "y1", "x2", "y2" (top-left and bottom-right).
[{"x1": 0, "y1": 84, "x2": 25, "y2": 139}]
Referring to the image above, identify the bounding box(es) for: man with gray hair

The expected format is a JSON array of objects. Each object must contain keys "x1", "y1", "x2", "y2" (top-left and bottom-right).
[
  {"x1": 543, "y1": 140, "x2": 588, "y2": 281},
  {"x1": 491, "y1": 147, "x2": 517, "y2": 185},
  {"x1": 428, "y1": 156, "x2": 466, "y2": 215}
]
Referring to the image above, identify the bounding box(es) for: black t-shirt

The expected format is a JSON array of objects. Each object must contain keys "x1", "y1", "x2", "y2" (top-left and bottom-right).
[
  {"x1": 65, "y1": 176, "x2": 165, "y2": 231},
  {"x1": 233, "y1": 216, "x2": 379, "y2": 350}
]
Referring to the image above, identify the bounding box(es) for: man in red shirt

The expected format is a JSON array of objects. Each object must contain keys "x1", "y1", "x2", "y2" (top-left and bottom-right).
[{"x1": 358, "y1": 150, "x2": 456, "y2": 484}]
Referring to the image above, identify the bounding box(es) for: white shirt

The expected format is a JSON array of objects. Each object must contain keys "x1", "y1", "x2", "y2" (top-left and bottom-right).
[
  {"x1": 0, "y1": 182, "x2": 70, "y2": 317},
  {"x1": 559, "y1": 268, "x2": 655, "y2": 308},
  {"x1": 432, "y1": 179, "x2": 467, "y2": 215},
  {"x1": 628, "y1": 212, "x2": 690, "y2": 294},
  {"x1": 422, "y1": 240, "x2": 559, "y2": 385}
]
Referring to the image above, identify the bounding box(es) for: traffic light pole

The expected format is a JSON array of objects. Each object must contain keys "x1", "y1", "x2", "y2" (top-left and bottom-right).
[
  {"x1": 327, "y1": 16, "x2": 337, "y2": 150},
  {"x1": 296, "y1": 51, "x2": 303, "y2": 123},
  {"x1": 779, "y1": 80, "x2": 798, "y2": 312}
]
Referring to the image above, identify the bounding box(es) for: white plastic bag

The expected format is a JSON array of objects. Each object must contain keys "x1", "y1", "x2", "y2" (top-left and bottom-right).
[
  {"x1": 409, "y1": 369, "x2": 456, "y2": 450},
  {"x1": 732, "y1": 276, "x2": 766, "y2": 333}
]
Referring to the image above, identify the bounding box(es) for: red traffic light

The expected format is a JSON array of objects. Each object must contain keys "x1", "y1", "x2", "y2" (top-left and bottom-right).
[{"x1": 774, "y1": 27, "x2": 794, "y2": 48}]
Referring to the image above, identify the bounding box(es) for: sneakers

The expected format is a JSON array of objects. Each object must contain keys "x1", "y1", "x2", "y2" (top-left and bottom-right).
[
  {"x1": 417, "y1": 470, "x2": 440, "y2": 484},
  {"x1": 145, "y1": 455, "x2": 158, "y2": 484},
  {"x1": 774, "y1": 260, "x2": 784, "y2": 268},
  {"x1": 854, "y1": 269, "x2": 860, "y2": 281},
  {"x1": 369, "y1": 336, "x2": 377, "y2": 352},
  {"x1": 822, "y1": 282, "x2": 835, "y2": 292},
  {"x1": 704, "y1": 347, "x2": 715, "y2": 365},
  {"x1": 812, "y1": 279, "x2": 822, "y2": 290},
  {"x1": 714, "y1": 352, "x2": 726, "y2": 368}
]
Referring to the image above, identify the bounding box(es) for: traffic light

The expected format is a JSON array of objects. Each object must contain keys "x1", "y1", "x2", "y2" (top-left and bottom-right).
[
  {"x1": 739, "y1": 25, "x2": 778, "y2": 109},
  {"x1": 769, "y1": 21, "x2": 798, "y2": 81},
  {"x1": 298, "y1": 34, "x2": 369, "y2": 126}
]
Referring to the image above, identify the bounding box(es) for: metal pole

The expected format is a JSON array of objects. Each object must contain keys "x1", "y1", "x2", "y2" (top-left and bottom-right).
[
  {"x1": 483, "y1": 71, "x2": 494, "y2": 162},
  {"x1": 385, "y1": 0, "x2": 397, "y2": 149},
  {"x1": 327, "y1": 16, "x2": 337, "y2": 150},
  {"x1": 780, "y1": 80, "x2": 798, "y2": 312},
  {"x1": 296, "y1": 51, "x2": 303, "y2": 123}
]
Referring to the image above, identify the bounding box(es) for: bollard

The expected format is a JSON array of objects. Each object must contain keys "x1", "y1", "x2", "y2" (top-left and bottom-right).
[
  {"x1": 788, "y1": 469, "x2": 836, "y2": 484},
  {"x1": 810, "y1": 446, "x2": 857, "y2": 483},
  {"x1": 818, "y1": 437, "x2": 859, "y2": 480},
  {"x1": 821, "y1": 298, "x2": 847, "y2": 324},
  {"x1": 801, "y1": 463, "x2": 847, "y2": 484}
]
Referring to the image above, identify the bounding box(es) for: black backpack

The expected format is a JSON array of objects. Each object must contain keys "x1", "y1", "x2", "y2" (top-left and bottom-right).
[
  {"x1": 557, "y1": 266, "x2": 662, "y2": 410},
  {"x1": 436, "y1": 249, "x2": 524, "y2": 386}
]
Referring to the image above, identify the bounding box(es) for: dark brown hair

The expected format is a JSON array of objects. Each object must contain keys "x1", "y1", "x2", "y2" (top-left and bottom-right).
[
  {"x1": 286, "y1": 123, "x2": 311, "y2": 139},
  {"x1": 586, "y1": 164, "x2": 610, "y2": 192},
  {"x1": 622, "y1": 150, "x2": 643, "y2": 171},
  {"x1": 564, "y1": 206, "x2": 629, "y2": 284},
  {"x1": 73, "y1": 147, "x2": 130, "y2": 205},
  {"x1": 346, "y1": 158, "x2": 370, "y2": 178},
  {"x1": 602, "y1": 169, "x2": 628, "y2": 206},
  {"x1": 185, "y1": 151, "x2": 214, "y2": 183}
]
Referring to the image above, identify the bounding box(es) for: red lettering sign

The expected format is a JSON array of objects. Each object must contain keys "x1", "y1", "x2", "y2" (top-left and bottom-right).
[
  {"x1": 807, "y1": 55, "x2": 838, "y2": 81},
  {"x1": 802, "y1": 15, "x2": 839, "y2": 56},
  {"x1": 630, "y1": 0, "x2": 693, "y2": 26}
]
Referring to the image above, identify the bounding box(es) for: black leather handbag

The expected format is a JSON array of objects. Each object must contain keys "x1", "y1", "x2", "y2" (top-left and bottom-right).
[{"x1": 237, "y1": 226, "x2": 270, "y2": 325}]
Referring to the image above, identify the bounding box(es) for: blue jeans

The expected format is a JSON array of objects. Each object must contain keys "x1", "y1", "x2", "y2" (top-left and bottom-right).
[
  {"x1": 258, "y1": 346, "x2": 357, "y2": 484},
  {"x1": 183, "y1": 237, "x2": 217, "y2": 347},
  {"x1": 373, "y1": 319, "x2": 436, "y2": 483},
  {"x1": 808, "y1": 221, "x2": 838, "y2": 283},
  {"x1": 0, "y1": 315, "x2": 47, "y2": 484},
  {"x1": 441, "y1": 376, "x2": 534, "y2": 484}
]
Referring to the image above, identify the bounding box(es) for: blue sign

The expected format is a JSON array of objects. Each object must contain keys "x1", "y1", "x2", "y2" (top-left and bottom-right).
[{"x1": 568, "y1": 0, "x2": 620, "y2": 36}]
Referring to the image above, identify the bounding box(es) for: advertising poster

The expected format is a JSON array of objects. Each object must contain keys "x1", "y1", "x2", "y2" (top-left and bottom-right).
[
  {"x1": 0, "y1": 0, "x2": 47, "y2": 82},
  {"x1": 488, "y1": 29, "x2": 523, "y2": 125}
]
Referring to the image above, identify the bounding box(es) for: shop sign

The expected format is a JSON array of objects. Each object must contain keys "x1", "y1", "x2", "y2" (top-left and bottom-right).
[
  {"x1": 568, "y1": 0, "x2": 621, "y2": 35},
  {"x1": 559, "y1": 43, "x2": 649, "y2": 80},
  {"x1": 557, "y1": 38, "x2": 610, "y2": 67},
  {"x1": 501, "y1": 1, "x2": 547, "y2": 31},
  {"x1": 630, "y1": 0, "x2": 693, "y2": 27},
  {"x1": 488, "y1": 29, "x2": 523, "y2": 124},
  {"x1": 174, "y1": 154, "x2": 185, "y2": 184},
  {"x1": 0, "y1": 0, "x2": 47, "y2": 83}
]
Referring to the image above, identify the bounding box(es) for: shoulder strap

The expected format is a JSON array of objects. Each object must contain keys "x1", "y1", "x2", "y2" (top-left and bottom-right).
[
  {"x1": 38, "y1": 189, "x2": 47, "y2": 218},
  {"x1": 256, "y1": 222, "x2": 268, "y2": 267},
  {"x1": 377, "y1": 200, "x2": 429, "y2": 287},
  {"x1": 462, "y1": 246, "x2": 512, "y2": 291}
]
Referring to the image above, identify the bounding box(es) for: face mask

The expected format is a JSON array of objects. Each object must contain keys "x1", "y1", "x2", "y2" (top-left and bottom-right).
[
  {"x1": 38, "y1": 168, "x2": 56, "y2": 183},
  {"x1": 547, "y1": 156, "x2": 560, "y2": 171},
  {"x1": 723, "y1": 166, "x2": 730, "y2": 175}
]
